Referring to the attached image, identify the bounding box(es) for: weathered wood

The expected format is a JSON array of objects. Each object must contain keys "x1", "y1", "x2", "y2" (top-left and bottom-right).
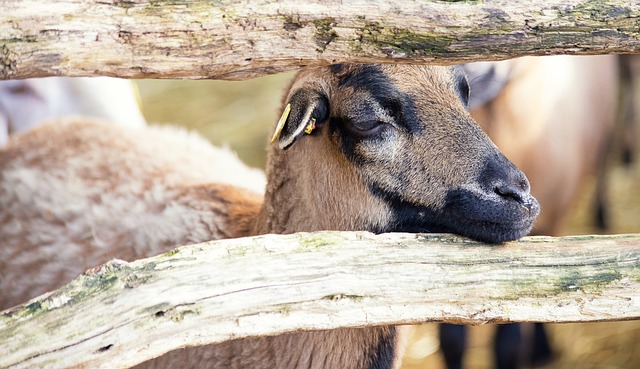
[
  {"x1": 2, "y1": 0, "x2": 640, "y2": 80},
  {"x1": 1, "y1": 231, "x2": 639, "y2": 369}
]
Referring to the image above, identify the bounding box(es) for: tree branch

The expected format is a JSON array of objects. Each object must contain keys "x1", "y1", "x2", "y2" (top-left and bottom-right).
[
  {"x1": 1, "y1": 232, "x2": 639, "y2": 369},
  {"x1": 2, "y1": 0, "x2": 640, "y2": 80}
]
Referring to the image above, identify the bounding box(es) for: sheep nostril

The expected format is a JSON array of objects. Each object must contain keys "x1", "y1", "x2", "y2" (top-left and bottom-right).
[
  {"x1": 494, "y1": 183, "x2": 538, "y2": 214},
  {"x1": 495, "y1": 184, "x2": 526, "y2": 204},
  {"x1": 519, "y1": 179, "x2": 530, "y2": 192}
]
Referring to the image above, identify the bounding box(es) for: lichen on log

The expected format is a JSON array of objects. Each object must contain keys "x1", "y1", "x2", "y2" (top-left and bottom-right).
[
  {"x1": 1, "y1": 231, "x2": 640, "y2": 369},
  {"x1": 1, "y1": 0, "x2": 640, "y2": 80}
]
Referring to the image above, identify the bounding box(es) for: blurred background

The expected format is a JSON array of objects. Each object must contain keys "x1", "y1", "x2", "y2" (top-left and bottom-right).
[{"x1": 135, "y1": 55, "x2": 640, "y2": 369}]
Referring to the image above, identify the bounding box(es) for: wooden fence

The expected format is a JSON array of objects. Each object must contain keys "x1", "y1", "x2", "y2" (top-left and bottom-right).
[
  {"x1": 2, "y1": 232, "x2": 640, "y2": 368},
  {"x1": 2, "y1": 0, "x2": 640, "y2": 80},
  {"x1": 2, "y1": 1, "x2": 640, "y2": 368}
]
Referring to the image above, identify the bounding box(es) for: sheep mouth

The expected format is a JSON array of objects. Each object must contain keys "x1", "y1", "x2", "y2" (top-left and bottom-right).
[
  {"x1": 426, "y1": 188, "x2": 539, "y2": 244},
  {"x1": 371, "y1": 186, "x2": 540, "y2": 244}
]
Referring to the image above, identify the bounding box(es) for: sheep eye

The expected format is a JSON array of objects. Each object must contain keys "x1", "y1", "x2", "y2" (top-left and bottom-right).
[{"x1": 350, "y1": 119, "x2": 385, "y2": 136}]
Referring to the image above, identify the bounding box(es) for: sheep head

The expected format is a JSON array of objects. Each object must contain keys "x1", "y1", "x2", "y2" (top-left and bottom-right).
[{"x1": 264, "y1": 64, "x2": 539, "y2": 244}]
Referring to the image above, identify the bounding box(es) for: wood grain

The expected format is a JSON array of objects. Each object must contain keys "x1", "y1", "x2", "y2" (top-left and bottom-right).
[
  {"x1": 2, "y1": 0, "x2": 640, "y2": 80},
  {"x1": 1, "y1": 231, "x2": 639, "y2": 369}
]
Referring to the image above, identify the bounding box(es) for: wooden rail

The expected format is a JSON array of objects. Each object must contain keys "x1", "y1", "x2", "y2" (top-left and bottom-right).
[
  {"x1": 2, "y1": 0, "x2": 640, "y2": 80},
  {"x1": 2, "y1": 232, "x2": 639, "y2": 369}
]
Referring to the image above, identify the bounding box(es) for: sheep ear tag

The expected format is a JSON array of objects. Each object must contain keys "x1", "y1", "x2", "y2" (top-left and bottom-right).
[
  {"x1": 276, "y1": 89, "x2": 328, "y2": 150},
  {"x1": 271, "y1": 103, "x2": 291, "y2": 143},
  {"x1": 304, "y1": 118, "x2": 316, "y2": 134}
]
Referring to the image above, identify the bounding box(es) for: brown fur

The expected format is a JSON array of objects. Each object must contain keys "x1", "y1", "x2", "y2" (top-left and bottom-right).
[
  {"x1": 147, "y1": 327, "x2": 408, "y2": 369},
  {"x1": 1, "y1": 64, "x2": 536, "y2": 369}
]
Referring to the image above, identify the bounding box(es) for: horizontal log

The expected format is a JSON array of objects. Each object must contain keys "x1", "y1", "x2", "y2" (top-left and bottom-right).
[
  {"x1": 1, "y1": 231, "x2": 639, "y2": 369},
  {"x1": 2, "y1": 0, "x2": 640, "y2": 80}
]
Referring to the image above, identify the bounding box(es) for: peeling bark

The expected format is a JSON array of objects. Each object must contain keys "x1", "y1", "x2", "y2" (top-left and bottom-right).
[
  {"x1": 1, "y1": 0, "x2": 640, "y2": 80},
  {"x1": 1, "y1": 232, "x2": 639, "y2": 369}
]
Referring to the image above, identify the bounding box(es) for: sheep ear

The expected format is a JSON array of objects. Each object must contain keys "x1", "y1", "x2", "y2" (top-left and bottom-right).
[
  {"x1": 462, "y1": 62, "x2": 511, "y2": 110},
  {"x1": 271, "y1": 89, "x2": 329, "y2": 150}
]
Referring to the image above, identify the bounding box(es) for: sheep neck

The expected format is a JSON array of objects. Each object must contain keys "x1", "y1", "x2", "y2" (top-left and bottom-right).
[
  {"x1": 250, "y1": 139, "x2": 391, "y2": 237},
  {"x1": 251, "y1": 148, "x2": 302, "y2": 235},
  {"x1": 242, "y1": 147, "x2": 404, "y2": 369}
]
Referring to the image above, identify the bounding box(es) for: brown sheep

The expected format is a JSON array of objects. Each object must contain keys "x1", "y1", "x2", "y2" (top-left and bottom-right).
[{"x1": 0, "y1": 64, "x2": 539, "y2": 369}]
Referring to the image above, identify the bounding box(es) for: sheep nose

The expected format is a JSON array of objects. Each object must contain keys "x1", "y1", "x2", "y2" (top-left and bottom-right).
[
  {"x1": 480, "y1": 154, "x2": 537, "y2": 211},
  {"x1": 495, "y1": 173, "x2": 527, "y2": 198},
  {"x1": 493, "y1": 173, "x2": 536, "y2": 211},
  {"x1": 495, "y1": 180, "x2": 531, "y2": 206}
]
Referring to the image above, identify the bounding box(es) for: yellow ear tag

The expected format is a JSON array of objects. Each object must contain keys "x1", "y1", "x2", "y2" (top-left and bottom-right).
[
  {"x1": 304, "y1": 117, "x2": 317, "y2": 134},
  {"x1": 271, "y1": 103, "x2": 291, "y2": 143}
]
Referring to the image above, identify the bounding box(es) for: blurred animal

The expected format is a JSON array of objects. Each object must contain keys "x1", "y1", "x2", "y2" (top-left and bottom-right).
[
  {"x1": 616, "y1": 54, "x2": 639, "y2": 169},
  {"x1": 0, "y1": 76, "x2": 146, "y2": 145},
  {"x1": 439, "y1": 55, "x2": 620, "y2": 369},
  {"x1": 1, "y1": 64, "x2": 539, "y2": 369}
]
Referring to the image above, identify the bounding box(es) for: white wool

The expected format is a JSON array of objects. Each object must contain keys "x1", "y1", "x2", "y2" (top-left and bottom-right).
[{"x1": 0, "y1": 77, "x2": 147, "y2": 146}]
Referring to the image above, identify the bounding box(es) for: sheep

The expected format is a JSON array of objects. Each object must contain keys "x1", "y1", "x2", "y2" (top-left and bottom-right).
[
  {"x1": 0, "y1": 76, "x2": 146, "y2": 145},
  {"x1": 0, "y1": 64, "x2": 539, "y2": 369},
  {"x1": 438, "y1": 55, "x2": 620, "y2": 369}
]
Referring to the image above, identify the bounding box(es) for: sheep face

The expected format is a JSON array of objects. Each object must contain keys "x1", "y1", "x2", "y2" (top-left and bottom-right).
[{"x1": 269, "y1": 64, "x2": 539, "y2": 244}]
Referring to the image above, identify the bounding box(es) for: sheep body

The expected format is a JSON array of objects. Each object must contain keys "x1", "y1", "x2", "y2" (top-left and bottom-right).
[{"x1": 0, "y1": 118, "x2": 264, "y2": 307}]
